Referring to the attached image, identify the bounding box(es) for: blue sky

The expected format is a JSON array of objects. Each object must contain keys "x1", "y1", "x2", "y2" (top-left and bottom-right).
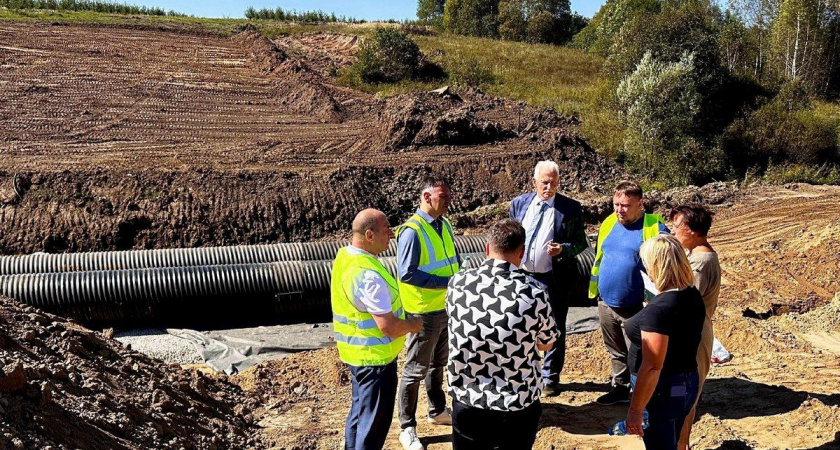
[{"x1": 135, "y1": 1, "x2": 606, "y2": 20}]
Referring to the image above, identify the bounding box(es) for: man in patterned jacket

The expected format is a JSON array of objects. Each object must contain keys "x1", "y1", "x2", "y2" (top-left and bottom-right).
[{"x1": 446, "y1": 219, "x2": 558, "y2": 450}]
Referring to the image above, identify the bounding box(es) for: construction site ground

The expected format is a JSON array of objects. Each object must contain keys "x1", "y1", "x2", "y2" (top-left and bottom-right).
[
  {"x1": 1, "y1": 19, "x2": 840, "y2": 450},
  {"x1": 234, "y1": 183, "x2": 840, "y2": 450}
]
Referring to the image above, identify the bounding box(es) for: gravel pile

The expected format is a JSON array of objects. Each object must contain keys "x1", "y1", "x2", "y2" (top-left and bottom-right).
[{"x1": 115, "y1": 329, "x2": 202, "y2": 365}]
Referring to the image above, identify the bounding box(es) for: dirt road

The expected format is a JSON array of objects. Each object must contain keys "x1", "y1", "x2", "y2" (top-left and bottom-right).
[{"x1": 236, "y1": 184, "x2": 840, "y2": 450}]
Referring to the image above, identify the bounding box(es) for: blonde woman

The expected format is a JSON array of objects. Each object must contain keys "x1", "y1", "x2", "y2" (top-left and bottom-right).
[{"x1": 623, "y1": 235, "x2": 706, "y2": 450}]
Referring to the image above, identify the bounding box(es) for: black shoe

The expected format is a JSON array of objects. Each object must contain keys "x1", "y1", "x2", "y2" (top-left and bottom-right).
[
  {"x1": 542, "y1": 384, "x2": 561, "y2": 397},
  {"x1": 596, "y1": 386, "x2": 630, "y2": 405}
]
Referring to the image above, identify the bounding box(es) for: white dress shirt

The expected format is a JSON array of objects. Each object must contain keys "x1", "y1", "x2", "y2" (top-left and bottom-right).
[{"x1": 520, "y1": 195, "x2": 555, "y2": 274}]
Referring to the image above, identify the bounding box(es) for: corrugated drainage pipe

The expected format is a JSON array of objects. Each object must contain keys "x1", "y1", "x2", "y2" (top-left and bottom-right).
[
  {"x1": 0, "y1": 235, "x2": 490, "y2": 274},
  {"x1": 0, "y1": 253, "x2": 487, "y2": 327}
]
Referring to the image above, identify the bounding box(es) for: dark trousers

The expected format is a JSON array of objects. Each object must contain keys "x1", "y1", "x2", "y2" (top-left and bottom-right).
[
  {"x1": 631, "y1": 372, "x2": 700, "y2": 450},
  {"x1": 599, "y1": 301, "x2": 643, "y2": 388},
  {"x1": 523, "y1": 270, "x2": 568, "y2": 388},
  {"x1": 398, "y1": 309, "x2": 448, "y2": 429},
  {"x1": 345, "y1": 361, "x2": 398, "y2": 450},
  {"x1": 452, "y1": 400, "x2": 542, "y2": 450}
]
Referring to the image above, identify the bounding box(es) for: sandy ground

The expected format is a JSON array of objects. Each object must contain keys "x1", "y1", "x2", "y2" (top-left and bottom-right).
[{"x1": 233, "y1": 183, "x2": 840, "y2": 450}]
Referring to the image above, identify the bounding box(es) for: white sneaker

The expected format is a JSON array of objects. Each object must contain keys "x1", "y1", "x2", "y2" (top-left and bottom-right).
[
  {"x1": 427, "y1": 408, "x2": 452, "y2": 425},
  {"x1": 399, "y1": 427, "x2": 424, "y2": 450}
]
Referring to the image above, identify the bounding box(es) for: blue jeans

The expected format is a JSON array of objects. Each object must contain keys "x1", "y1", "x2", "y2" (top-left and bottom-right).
[
  {"x1": 631, "y1": 372, "x2": 700, "y2": 450},
  {"x1": 346, "y1": 361, "x2": 398, "y2": 450}
]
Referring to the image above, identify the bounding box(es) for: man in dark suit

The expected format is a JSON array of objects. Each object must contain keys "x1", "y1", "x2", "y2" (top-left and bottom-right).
[{"x1": 509, "y1": 160, "x2": 589, "y2": 396}]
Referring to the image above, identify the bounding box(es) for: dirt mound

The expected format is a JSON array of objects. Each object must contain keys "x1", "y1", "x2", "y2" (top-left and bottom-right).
[
  {"x1": 272, "y1": 58, "x2": 346, "y2": 121},
  {"x1": 230, "y1": 25, "x2": 289, "y2": 73},
  {"x1": 0, "y1": 296, "x2": 261, "y2": 449},
  {"x1": 232, "y1": 347, "x2": 349, "y2": 449},
  {"x1": 376, "y1": 88, "x2": 578, "y2": 152},
  {"x1": 233, "y1": 347, "x2": 348, "y2": 409},
  {"x1": 275, "y1": 32, "x2": 360, "y2": 75},
  {"x1": 232, "y1": 28, "x2": 345, "y2": 121}
]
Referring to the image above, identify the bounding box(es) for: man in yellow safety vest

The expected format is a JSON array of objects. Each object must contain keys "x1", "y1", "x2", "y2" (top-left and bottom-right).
[
  {"x1": 332, "y1": 208, "x2": 422, "y2": 450},
  {"x1": 589, "y1": 181, "x2": 669, "y2": 406},
  {"x1": 396, "y1": 176, "x2": 461, "y2": 450}
]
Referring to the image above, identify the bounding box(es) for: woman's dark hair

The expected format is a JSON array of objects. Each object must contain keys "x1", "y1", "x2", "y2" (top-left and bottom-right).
[{"x1": 669, "y1": 203, "x2": 714, "y2": 236}]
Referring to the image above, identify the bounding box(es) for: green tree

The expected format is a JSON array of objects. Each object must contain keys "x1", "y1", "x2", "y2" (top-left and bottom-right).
[
  {"x1": 417, "y1": 0, "x2": 446, "y2": 27},
  {"x1": 616, "y1": 52, "x2": 717, "y2": 185},
  {"x1": 498, "y1": 0, "x2": 528, "y2": 40},
  {"x1": 718, "y1": 9, "x2": 752, "y2": 74},
  {"x1": 444, "y1": 0, "x2": 501, "y2": 37},
  {"x1": 571, "y1": 0, "x2": 660, "y2": 54},
  {"x1": 771, "y1": 0, "x2": 823, "y2": 86},
  {"x1": 350, "y1": 28, "x2": 421, "y2": 83}
]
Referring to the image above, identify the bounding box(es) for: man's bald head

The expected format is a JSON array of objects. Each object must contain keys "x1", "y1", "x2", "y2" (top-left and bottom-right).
[
  {"x1": 351, "y1": 208, "x2": 393, "y2": 255},
  {"x1": 352, "y1": 208, "x2": 385, "y2": 237}
]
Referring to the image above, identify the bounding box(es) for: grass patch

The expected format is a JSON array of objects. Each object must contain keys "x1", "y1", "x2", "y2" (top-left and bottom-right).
[
  {"x1": 0, "y1": 8, "x2": 374, "y2": 37},
  {"x1": 413, "y1": 34, "x2": 605, "y2": 118},
  {"x1": 761, "y1": 163, "x2": 840, "y2": 185}
]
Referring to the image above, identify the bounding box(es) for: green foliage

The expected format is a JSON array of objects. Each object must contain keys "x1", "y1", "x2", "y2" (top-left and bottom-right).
[
  {"x1": 443, "y1": 53, "x2": 496, "y2": 86},
  {"x1": 243, "y1": 6, "x2": 361, "y2": 23},
  {"x1": 496, "y1": 0, "x2": 587, "y2": 44},
  {"x1": 770, "y1": 0, "x2": 823, "y2": 88},
  {"x1": 444, "y1": 0, "x2": 500, "y2": 38},
  {"x1": 417, "y1": 0, "x2": 446, "y2": 27},
  {"x1": 720, "y1": 87, "x2": 839, "y2": 174},
  {"x1": 617, "y1": 51, "x2": 722, "y2": 185},
  {"x1": 0, "y1": 0, "x2": 186, "y2": 16},
  {"x1": 762, "y1": 163, "x2": 840, "y2": 185},
  {"x1": 348, "y1": 28, "x2": 422, "y2": 83},
  {"x1": 571, "y1": 0, "x2": 660, "y2": 54},
  {"x1": 498, "y1": 0, "x2": 527, "y2": 41}
]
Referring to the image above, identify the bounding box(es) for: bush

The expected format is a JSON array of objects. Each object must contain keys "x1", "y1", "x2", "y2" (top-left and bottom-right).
[
  {"x1": 616, "y1": 51, "x2": 721, "y2": 185},
  {"x1": 721, "y1": 94, "x2": 839, "y2": 174},
  {"x1": 349, "y1": 28, "x2": 421, "y2": 83}
]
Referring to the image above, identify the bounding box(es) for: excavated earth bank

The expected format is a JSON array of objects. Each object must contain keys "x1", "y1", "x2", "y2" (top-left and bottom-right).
[
  {"x1": 0, "y1": 295, "x2": 261, "y2": 449},
  {"x1": 0, "y1": 22, "x2": 622, "y2": 254}
]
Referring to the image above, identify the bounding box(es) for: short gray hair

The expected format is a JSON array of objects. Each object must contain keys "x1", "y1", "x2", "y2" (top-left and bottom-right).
[
  {"x1": 533, "y1": 160, "x2": 560, "y2": 179},
  {"x1": 487, "y1": 219, "x2": 525, "y2": 254}
]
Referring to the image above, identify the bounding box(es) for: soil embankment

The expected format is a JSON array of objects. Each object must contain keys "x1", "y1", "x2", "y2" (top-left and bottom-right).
[
  {"x1": 0, "y1": 295, "x2": 260, "y2": 449},
  {"x1": 0, "y1": 22, "x2": 622, "y2": 254}
]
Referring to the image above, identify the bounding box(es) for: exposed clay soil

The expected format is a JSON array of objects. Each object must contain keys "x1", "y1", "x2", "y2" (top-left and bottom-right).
[
  {"x1": 0, "y1": 22, "x2": 623, "y2": 254},
  {"x1": 232, "y1": 184, "x2": 840, "y2": 450},
  {"x1": 0, "y1": 295, "x2": 261, "y2": 449}
]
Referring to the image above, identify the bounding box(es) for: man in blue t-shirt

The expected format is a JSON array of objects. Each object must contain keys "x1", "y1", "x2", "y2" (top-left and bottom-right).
[{"x1": 590, "y1": 181, "x2": 668, "y2": 405}]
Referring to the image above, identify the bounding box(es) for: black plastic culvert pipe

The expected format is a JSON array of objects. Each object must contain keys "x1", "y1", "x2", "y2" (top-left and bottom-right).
[
  {"x1": 0, "y1": 252, "x2": 488, "y2": 326},
  {"x1": 0, "y1": 235, "x2": 490, "y2": 274}
]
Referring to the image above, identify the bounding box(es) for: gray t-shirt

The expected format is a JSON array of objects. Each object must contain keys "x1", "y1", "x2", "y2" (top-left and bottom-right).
[{"x1": 689, "y1": 252, "x2": 721, "y2": 319}]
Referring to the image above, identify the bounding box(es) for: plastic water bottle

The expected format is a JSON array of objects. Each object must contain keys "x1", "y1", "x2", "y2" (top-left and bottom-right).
[{"x1": 607, "y1": 410, "x2": 649, "y2": 436}]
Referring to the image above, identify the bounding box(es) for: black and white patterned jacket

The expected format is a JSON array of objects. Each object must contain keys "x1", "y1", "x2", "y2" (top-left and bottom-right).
[{"x1": 446, "y1": 258, "x2": 557, "y2": 411}]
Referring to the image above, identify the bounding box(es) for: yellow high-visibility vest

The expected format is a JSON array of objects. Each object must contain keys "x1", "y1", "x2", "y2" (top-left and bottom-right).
[
  {"x1": 397, "y1": 214, "x2": 460, "y2": 314},
  {"x1": 331, "y1": 247, "x2": 405, "y2": 366},
  {"x1": 588, "y1": 213, "x2": 664, "y2": 299}
]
